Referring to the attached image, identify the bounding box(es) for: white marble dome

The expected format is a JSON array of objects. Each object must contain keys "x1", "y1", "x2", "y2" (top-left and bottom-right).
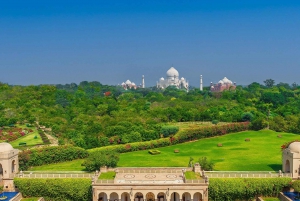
[
  {"x1": 166, "y1": 67, "x2": 179, "y2": 78},
  {"x1": 125, "y1": 80, "x2": 132, "y2": 85},
  {"x1": 288, "y1": 142, "x2": 300, "y2": 153},
  {"x1": 160, "y1": 77, "x2": 165, "y2": 81},
  {"x1": 221, "y1": 77, "x2": 233, "y2": 84},
  {"x1": 0, "y1": 142, "x2": 14, "y2": 153}
]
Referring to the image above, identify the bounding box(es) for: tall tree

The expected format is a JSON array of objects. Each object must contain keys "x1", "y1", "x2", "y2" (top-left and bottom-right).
[{"x1": 263, "y1": 79, "x2": 275, "y2": 88}]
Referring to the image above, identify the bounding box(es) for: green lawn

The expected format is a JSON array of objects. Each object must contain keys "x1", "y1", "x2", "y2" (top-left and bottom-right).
[
  {"x1": 10, "y1": 129, "x2": 42, "y2": 148},
  {"x1": 31, "y1": 130, "x2": 300, "y2": 171},
  {"x1": 99, "y1": 171, "x2": 116, "y2": 179},
  {"x1": 21, "y1": 198, "x2": 41, "y2": 201},
  {"x1": 29, "y1": 159, "x2": 86, "y2": 171},
  {"x1": 118, "y1": 130, "x2": 299, "y2": 171},
  {"x1": 185, "y1": 171, "x2": 201, "y2": 179},
  {"x1": 262, "y1": 197, "x2": 280, "y2": 201}
]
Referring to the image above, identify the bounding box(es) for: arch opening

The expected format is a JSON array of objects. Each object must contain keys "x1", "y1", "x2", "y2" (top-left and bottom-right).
[
  {"x1": 182, "y1": 192, "x2": 191, "y2": 201},
  {"x1": 135, "y1": 192, "x2": 143, "y2": 201},
  {"x1": 98, "y1": 192, "x2": 108, "y2": 201},
  {"x1": 110, "y1": 192, "x2": 119, "y2": 201},
  {"x1": 121, "y1": 192, "x2": 130, "y2": 201},
  {"x1": 193, "y1": 192, "x2": 203, "y2": 201},
  {"x1": 171, "y1": 192, "x2": 180, "y2": 201},
  {"x1": 285, "y1": 160, "x2": 291, "y2": 173}
]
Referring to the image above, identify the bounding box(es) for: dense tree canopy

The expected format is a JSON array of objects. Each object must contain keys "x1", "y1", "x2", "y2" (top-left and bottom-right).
[{"x1": 0, "y1": 80, "x2": 300, "y2": 149}]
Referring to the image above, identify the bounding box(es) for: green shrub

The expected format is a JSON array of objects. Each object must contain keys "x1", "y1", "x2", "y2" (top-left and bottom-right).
[
  {"x1": 160, "y1": 125, "x2": 179, "y2": 137},
  {"x1": 209, "y1": 178, "x2": 291, "y2": 201},
  {"x1": 19, "y1": 145, "x2": 88, "y2": 170},
  {"x1": 14, "y1": 178, "x2": 92, "y2": 201},
  {"x1": 148, "y1": 150, "x2": 161, "y2": 155},
  {"x1": 82, "y1": 150, "x2": 119, "y2": 171},
  {"x1": 212, "y1": 120, "x2": 219, "y2": 125},
  {"x1": 19, "y1": 142, "x2": 27, "y2": 146}
]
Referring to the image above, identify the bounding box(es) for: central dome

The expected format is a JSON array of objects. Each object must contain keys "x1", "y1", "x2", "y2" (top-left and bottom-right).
[
  {"x1": 166, "y1": 67, "x2": 179, "y2": 78},
  {"x1": 0, "y1": 142, "x2": 14, "y2": 153},
  {"x1": 288, "y1": 142, "x2": 300, "y2": 153}
]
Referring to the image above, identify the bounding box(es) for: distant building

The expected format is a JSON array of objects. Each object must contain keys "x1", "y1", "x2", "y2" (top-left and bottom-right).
[
  {"x1": 210, "y1": 77, "x2": 236, "y2": 92},
  {"x1": 120, "y1": 80, "x2": 138, "y2": 90},
  {"x1": 156, "y1": 67, "x2": 189, "y2": 91}
]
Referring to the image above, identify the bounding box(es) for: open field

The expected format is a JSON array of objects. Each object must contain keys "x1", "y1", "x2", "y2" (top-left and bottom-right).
[
  {"x1": 31, "y1": 130, "x2": 300, "y2": 171},
  {"x1": 118, "y1": 130, "x2": 299, "y2": 171}
]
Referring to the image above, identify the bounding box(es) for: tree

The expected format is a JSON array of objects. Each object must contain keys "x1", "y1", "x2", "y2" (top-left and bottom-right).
[
  {"x1": 263, "y1": 79, "x2": 275, "y2": 88},
  {"x1": 241, "y1": 112, "x2": 254, "y2": 122},
  {"x1": 82, "y1": 150, "x2": 119, "y2": 171},
  {"x1": 198, "y1": 156, "x2": 214, "y2": 171}
]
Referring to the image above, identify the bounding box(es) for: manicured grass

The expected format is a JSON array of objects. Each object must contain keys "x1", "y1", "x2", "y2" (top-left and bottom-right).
[
  {"x1": 185, "y1": 171, "x2": 201, "y2": 179},
  {"x1": 118, "y1": 130, "x2": 300, "y2": 171},
  {"x1": 262, "y1": 197, "x2": 280, "y2": 201},
  {"x1": 21, "y1": 198, "x2": 41, "y2": 201},
  {"x1": 29, "y1": 159, "x2": 86, "y2": 171},
  {"x1": 99, "y1": 171, "x2": 116, "y2": 179},
  {"x1": 10, "y1": 132, "x2": 42, "y2": 148},
  {"x1": 31, "y1": 130, "x2": 300, "y2": 171}
]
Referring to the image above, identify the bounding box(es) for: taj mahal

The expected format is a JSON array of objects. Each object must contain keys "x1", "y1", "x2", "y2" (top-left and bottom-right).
[{"x1": 156, "y1": 67, "x2": 189, "y2": 91}]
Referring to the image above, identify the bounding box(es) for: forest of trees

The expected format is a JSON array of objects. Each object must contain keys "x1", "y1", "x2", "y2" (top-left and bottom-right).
[{"x1": 0, "y1": 80, "x2": 300, "y2": 149}]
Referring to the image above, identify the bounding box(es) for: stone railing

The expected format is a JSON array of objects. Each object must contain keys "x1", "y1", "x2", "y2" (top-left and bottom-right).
[
  {"x1": 116, "y1": 167, "x2": 192, "y2": 174},
  {"x1": 185, "y1": 179, "x2": 206, "y2": 184},
  {"x1": 16, "y1": 171, "x2": 94, "y2": 179},
  {"x1": 203, "y1": 171, "x2": 292, "y2": 178}
]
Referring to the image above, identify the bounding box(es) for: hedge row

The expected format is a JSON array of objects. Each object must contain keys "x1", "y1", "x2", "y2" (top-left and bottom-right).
[
  {"x1": 209, "y1": 178, "x2": 291, "y2": 201},
  {"x1": 89, "y1": 122, "x2": 249, "y2": 154},
  {"x1": 14, "y1": 178, "x2": 92, "y2": 201},
  {"x1": 19, "y1": 145, "x2": 89, "y2": 170}
]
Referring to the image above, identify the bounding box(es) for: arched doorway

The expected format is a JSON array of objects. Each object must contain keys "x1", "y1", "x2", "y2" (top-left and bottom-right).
[
  {"x1": 182, "y1": 192, "x2": 191, "y2": 201},
  {"x1": 157, "y1": 192, "x2": 166, "y2": 201},
  {"x1": 12, "y1": 160, "x2": 15, "y2": 173},
  {"x1": 135, "y1": 192, "x2": 143, "y2": 201},
  {"x1": 285, "y1": 160, "x2": 291, "y2": 173},
  {"x1": 98, "y1": 192, "x2": 108, "y2": 201},
  {"x1": 0, "y1": 163, "x2": 3, "y2": 180},
  {"x1": 171, "y1": 192, "x2": 180, "y2": 201},
  {"x1": 121, "y1": 192, "x2": 130, "y2": 201},
  {"x1": 110, "y1": 192, "x2": 119, "y2": 201},
  {"x1": 193, "y1": 192, "x2": 203, "y2": 201},
  {"x1": 146, "y1": 192, "x2": 155, "y2": 201}
]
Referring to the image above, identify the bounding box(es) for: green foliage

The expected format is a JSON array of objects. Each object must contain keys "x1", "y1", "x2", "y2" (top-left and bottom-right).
[
  {"x1": 292, "y1": 180, "x2": 300, "y2": 193},
  {"x1": 82, "y1": 150, "x2": 119, "y2": 171},
  {"x1": 209, "y1": 178, "x2": 291, "y2": 201},
  {"x1": 121, "y1": 131, "x2": 142, "y2": 143},
  {"x1": 14, "y1": 178, "x2": 92, "y2": 201},
  {"x1": 19, "y1": 145, "x2": 88, "y2": 170},
  {"x1": 148, "y1": 150, "x2": 161, "y2": 155},
  {"x1": 212, "y1": 120, "x2": 219, "y2": 125},
  {"x1": 241, "y1": 112, "x2": 254, "y2": 122},
  {"x1": 160, "y1": 125, "x2": 179, "y2": 137},
  {"x1": 198, "y1": 156, "x2": 214, "y2": 171}
]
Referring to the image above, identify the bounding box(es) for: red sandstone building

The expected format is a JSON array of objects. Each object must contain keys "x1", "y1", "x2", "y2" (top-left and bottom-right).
[{"x1": 210, "y1": 77, "x2": 236, "y2": 92}]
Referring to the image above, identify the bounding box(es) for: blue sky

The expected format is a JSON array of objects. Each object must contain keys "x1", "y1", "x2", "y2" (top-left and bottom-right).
[{"x1": 1, "y1": 1, "x2": 299, "y2": 87}]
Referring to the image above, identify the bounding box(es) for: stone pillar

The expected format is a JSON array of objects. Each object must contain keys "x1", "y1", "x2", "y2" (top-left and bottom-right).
[{"x1": 193, "y1": 163, "x2": 201, "y2": 173}]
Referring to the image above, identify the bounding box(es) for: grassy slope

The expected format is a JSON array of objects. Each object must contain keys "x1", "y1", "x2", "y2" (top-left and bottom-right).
[
  {"x1": 118, "y1": 130, "x2": 299, "y2": 171},
  {"x1": 10, "y1": 132, "x2": 43, "y2": 147},
  {"x1": 31, "y1": 130, "x2": 300, "y2": 171}
]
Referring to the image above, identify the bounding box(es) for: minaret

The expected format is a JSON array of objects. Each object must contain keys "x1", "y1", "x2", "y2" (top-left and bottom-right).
[
  {"x1": 142, "y1": 75, "x2": 145, "y2": 88},
  {"x1": 200, "y1": 75, "x2": 203, "y2": 91}
]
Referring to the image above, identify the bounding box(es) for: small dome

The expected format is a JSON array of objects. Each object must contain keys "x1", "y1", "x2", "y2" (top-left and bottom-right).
[
  {"x1": 125, "y1": 80, "x2": 132, "y2": 85},
  {"x1": 288, "y1": 142, "x2": 300, "y2": 153},
  {"x1": 131, "y1": 82, "x2": 136, "y2": 86},
  {"x1": 160, "y1": 77, "x2": 165, "y2": 81},
  {"x1": 218, "y1": 80, "x2": 224, "y2": 84},
  {"x1": 0, "y1": 142, "x2": 14, "y2": 153},
  {"x1": 181, "y1": 77, "x2": 185, "y2": 81},
  {"x1": 166, "y1": 67, "x2": 179, "y2": 78},
  {"x1": 222, "y1": 77, "x2": 233, "y2": 84},
  {"x1": 121, "y1": 82, "x2": 125, "y2": 85}
]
